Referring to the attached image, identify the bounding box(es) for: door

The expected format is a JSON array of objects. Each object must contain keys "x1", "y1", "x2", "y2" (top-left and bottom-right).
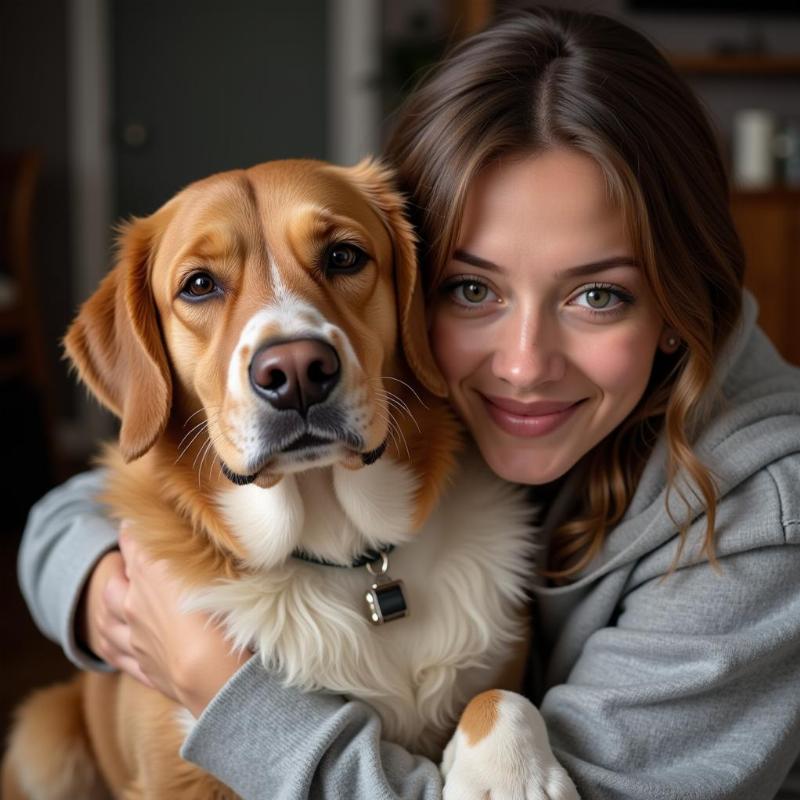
[{"x1": 112, "y1": 0, "x2": 329, "y2": 218}]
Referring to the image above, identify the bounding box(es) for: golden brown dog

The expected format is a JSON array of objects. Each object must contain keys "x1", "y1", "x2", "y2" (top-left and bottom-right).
[{"x1": 3, "y1": 160, "x2": 537, "y2": 799}]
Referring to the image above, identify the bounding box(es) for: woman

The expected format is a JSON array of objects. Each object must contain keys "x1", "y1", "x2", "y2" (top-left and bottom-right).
[{"x1": 19, "y1": 6, "x2": 800, "y2": 798}]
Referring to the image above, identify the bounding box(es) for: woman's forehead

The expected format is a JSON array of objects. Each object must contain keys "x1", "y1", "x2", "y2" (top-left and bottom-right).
[{"x1": 456, "y1": 149, "x2": 631, "y2": 272}]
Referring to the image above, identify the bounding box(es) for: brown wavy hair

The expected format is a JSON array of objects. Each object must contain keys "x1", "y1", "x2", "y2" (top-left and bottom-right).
[{"x1": 384, "y1": 6, "x2": 745, "y2": 580}]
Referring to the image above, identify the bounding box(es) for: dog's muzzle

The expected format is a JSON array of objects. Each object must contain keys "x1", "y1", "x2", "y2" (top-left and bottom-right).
[{"x1": 217, "y1": 337, "x2": 386, "y2": 485}]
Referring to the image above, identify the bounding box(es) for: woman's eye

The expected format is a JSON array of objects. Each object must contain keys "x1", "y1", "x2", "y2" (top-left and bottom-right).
[
  {"x1": 449, "y1": 279, "x2": 497, "y2": 306},
  {"x1": 326, "y1": 244, "x2": 368, "y2": 274},
  {"x1": 461, "y1": 281, "x2": 488, "y2": 303},
  {"x1": 571, "y1": 284, "x2": 632, "y2": 314},
  {"x1": 181, "y1": 272, "x2": 218, "y2": 299},
  {"x1": 584, "y1": 288, "x2": 614, "y2": 309}
]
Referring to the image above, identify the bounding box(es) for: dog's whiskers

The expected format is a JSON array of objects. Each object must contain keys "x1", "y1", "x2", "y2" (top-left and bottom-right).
[
  {"x1": 372, "y1": 385, "x2": 413, "y2": 413},
  {"x1": 176, "y1": 421, "x2": 210, "y2": 464},
  {"x1": 374, "y1": 376, "x2": 429, "y2": 410},
  {"x1": 383, "y1": 394, "x2": 420, "y2": 434},
  {"x1": 195, "y1": 433, "x2": 220, "y2": 488},
  {"x1": 192, "y1": 430, "x2": 215, "y2": 472},
  {"x1": 370, "y1": 388, "x2": 414, "y2": 459},
  {"x1": 178, "y1": 409, "x2": 223, "y2": 466},
  {"x1": 181, "y1": 407, "x2": 207, "y2": 428},
  {"x1": 373, "y1": 387, "x2": 421, "y2": 434},
  {"x1": 375, "y1": 406, "x2": 411, "y2": 463},
  {"x1": 178, "y1": 417, "x2": 208, "y2": 449},
  {"x1": 374, "y1": 408, "x2": 400, "y2": 454},
  {"x1": 208, "y1": 434, "x2": 230, "y2": 480},
  {"x1": 180, "y1": 405, "x2": 221, "y2": 430},
  {"x1": 375, "y1": 387, "x2": 410, "y2": 414},
  {"x1": 203, "y1": 431, "x2": 229, "y2": 485},
  {"x1": 387, "y1": 421, "x2": 407, "y2": 463}
]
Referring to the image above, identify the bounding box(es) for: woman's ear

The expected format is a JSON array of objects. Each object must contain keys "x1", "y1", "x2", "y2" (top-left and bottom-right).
[
  {"x1": 64, "y1": 214, "x2": 172, "y2": 461},
  {"x1": 341, "y1": 158, "x2": 448, "y2": 398}
]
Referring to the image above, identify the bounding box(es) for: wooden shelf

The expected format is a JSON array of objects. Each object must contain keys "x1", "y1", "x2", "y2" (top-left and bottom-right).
[
  {"x1": 732, "y1": 187, "x2": 800, "y2": 199},
  {"x1": 671, "y1": 54, "x2": 800, "y2": 75},
  {"x1": 730, "y1": 190, "x2": 800, "y2": 365}
]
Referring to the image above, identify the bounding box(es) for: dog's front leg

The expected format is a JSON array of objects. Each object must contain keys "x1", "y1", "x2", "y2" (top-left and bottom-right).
[{"x1": 440, "y1": 690, "x2": 580, "y2": 800}]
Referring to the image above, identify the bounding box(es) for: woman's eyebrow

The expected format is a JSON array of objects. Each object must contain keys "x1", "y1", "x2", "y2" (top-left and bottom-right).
[
  {"x1": 451, "y1": 249, "x2": 504, "y2": 272},
  {"x1": 452, "y1": 250, "x2": 640, "y2": 277},
  {"x1": 557, "y1": 257, "x2": 640, "y2": 279}
]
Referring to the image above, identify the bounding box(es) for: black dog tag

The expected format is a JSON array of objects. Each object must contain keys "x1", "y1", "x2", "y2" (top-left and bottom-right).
[{"x1": 365, "y1": 578, "x2": 408, "y2": 625}]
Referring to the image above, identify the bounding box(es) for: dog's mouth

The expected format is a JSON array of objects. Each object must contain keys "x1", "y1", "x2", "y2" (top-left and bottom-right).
[
  {"x1": 219, "y1": 431, "x2": 387, "y2": 486},
  {"x1": 282, "y1": 432, "x2": 333, "y2": 452}
]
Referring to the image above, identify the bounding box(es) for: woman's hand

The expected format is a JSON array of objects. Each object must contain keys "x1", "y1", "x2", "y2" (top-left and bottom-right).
[
  {"x1": 80, "y1": 522, "x2": 248, "y2": 717},
  {"x1": 78, "y1": 544, "x2": 153, "y2": 687},
  {"x1": 117, "y1": 523, "x2": 249, "y2": 717}
]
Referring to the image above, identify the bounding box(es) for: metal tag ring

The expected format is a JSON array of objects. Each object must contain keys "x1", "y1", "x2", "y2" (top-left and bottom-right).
[{"x1": 365, "y1": 552, "x2": 390, "y2": 577}]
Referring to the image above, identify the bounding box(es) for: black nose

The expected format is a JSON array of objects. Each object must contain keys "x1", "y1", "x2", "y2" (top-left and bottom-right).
[{"x1": 249, "y1": 339, "x2": 340, "y2": 414}]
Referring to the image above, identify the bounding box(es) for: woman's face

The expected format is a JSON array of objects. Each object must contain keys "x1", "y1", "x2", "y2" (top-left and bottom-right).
[{"x1": 429, "y1": 148, "x2": 667, "y2": 485}]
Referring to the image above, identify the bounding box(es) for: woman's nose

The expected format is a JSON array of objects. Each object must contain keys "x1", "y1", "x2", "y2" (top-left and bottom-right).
[{"x1": 490, "y1": 310, "x2": 566, "y2": 390}]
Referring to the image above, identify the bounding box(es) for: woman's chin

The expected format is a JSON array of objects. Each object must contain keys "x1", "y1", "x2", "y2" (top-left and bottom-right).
[{"x1": 478, "y1": 444, "x2": 574, "y2": 487}]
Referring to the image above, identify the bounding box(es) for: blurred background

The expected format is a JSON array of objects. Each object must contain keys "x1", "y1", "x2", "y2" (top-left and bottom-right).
[{"x1": 1, "y1": 0, "x2": 798, "y2": 739}]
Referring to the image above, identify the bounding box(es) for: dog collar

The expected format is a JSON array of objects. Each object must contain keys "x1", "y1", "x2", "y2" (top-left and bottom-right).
[
  {"x1": 291, "y1": 545, "x2": 395, "y2": 569},
  {"x1": 291, "y1": 545, "x2": 408, "y2": 625}
]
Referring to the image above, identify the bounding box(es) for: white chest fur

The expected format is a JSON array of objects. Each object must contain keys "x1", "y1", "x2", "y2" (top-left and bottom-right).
[{"x1": 186, "y1": 451, "x2": 535, "y2": 756}]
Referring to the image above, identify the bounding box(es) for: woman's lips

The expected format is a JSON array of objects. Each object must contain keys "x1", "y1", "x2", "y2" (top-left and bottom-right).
[{"x1": 481, "y1": 394, "x2": 585, "y2": 437}]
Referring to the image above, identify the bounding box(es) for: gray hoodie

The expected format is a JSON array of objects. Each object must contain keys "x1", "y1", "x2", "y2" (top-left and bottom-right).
[{"x1": 18, "y1": 293, "x2": 800, "y2": 799}]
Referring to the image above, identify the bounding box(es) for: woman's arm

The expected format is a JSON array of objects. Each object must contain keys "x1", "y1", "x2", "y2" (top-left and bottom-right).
[
  {"x1": 18, "y1": 469, "x2": 118, "y2": 670},
  {"x1": 18, "y1": 474, "x2": 444, "y2": 799},
  {"x1": 183, "y1": 658, "x2": 442, "y2": 800},
  {"x1": 539, "y1": 537, "x2": 800, "y2": 799}
]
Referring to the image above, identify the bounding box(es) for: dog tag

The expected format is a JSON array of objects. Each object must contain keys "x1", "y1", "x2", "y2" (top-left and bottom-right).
[
  {"x1": 364, "y1": 551, "x2": 408, "y2": 625},
  {"x1": 365, "y1": 577, "x2": 408, "y2": 625}
]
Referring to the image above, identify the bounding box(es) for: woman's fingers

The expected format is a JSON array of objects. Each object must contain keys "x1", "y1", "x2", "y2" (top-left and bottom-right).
[
  {"x1": 101, "y1": 557, "x2": 129, "y2": 622},
  {"x1": 114, "y1": 654, "x2": 155, "y2": 688},
  {"x1": 117, "y1": 527, "x2": 249, "y2": 715},
  {"x1": 80, "y1": 522, "x2": 159, "y2": 689},
  {"x1": 82, "y1": 549, "x2": 127, "y2": 661}
]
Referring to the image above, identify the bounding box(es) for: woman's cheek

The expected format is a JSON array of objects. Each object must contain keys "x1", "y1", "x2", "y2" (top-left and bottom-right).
[
  {"x1": 429, "y1": 313, "x2": 476, "y2": 386},
  {"x1": 578, "y1": 324, "x2": 660, "y2": 402}
]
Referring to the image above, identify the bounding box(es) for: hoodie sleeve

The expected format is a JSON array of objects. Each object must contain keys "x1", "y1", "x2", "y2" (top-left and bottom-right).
[
  {"x1": 18, "y1": 469, "x2": 118, "y2": 671},
  {"x1": 540, "y1": 490, "x2": 800, "y2": 799},
  {"x1": 182, "y1": 657, "x2": 443, "y2": 799}
]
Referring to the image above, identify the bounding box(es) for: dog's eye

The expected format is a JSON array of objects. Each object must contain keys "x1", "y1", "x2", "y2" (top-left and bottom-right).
[
  {"x1": 181, "y1": 272, "x2": 218, "y2": 299},
  {"x1": 326, "y1": 244, "x2": 367, "y2": 275}
]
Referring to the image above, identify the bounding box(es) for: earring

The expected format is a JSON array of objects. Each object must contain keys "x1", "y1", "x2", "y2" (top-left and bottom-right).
[{"x1": 662, "y1": 332, "x2": 680, "y2": 353}]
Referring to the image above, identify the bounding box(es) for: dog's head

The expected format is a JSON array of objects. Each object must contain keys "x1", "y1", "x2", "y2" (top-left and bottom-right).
[{"x1": 65, "y1": 159, "x2": 448, "y2": 485}]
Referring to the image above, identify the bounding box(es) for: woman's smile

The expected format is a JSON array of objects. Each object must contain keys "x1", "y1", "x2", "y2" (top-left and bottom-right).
[{"x1": 480, "y1": 394, "x2": 587, "y2": 438}]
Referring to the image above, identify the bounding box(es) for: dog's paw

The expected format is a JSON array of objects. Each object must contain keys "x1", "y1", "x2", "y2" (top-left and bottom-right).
[{"x1": 440, "y1": 690, "x2": 579, "y2": 800}]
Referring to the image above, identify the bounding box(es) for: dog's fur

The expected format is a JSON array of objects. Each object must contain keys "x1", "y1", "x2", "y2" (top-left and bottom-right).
[{"x1": 3, "y1": 159, "x2": 536, "y2": 799}]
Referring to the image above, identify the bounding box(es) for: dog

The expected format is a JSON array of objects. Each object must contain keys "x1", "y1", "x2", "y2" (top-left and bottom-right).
[{"x1": 3, "y1": 159, "x2": 578, "y2": 799}]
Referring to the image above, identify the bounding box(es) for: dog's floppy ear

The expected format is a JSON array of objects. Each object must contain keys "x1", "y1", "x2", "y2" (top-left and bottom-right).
[
  {"x1": 343, "y1": 158, "x2": 447, "y2": 398},
  {"x1": 64, "y1": 213, "x2": 172, "y2": 461}
]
